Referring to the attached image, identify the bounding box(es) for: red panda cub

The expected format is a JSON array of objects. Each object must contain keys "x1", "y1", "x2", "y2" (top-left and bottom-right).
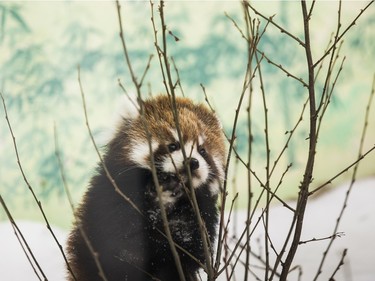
[{"x1": 66, "y1": 95, "x2": 226, "y2": 281}]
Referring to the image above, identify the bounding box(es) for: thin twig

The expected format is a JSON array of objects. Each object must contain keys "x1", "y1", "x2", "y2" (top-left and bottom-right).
[
  {"x1": 78, "y1": 67, "x2": 142, "y2": 215},
  {"x1": 312, "y1": 74, "x2": 375, "y2": 281},
  {"x1": 157, "y1": 1, "x2": 211, "y2": 279},
  {"x1": 217, "y1": 191, "x2": 283, "y2": 277},
  {"x1": 117, "y1": 79, "x2": 140, "y2": 111},
  {"x1": 0, "y1": 92, "x2": 76, "y2": 281},
  {"x1": 269, "y1": 97, "x2": 309, "y2": 178},
  {"x1": 243, "y1": 5, "x2": 254, "y2": 280},
  {"x1": 227, "y1": 236, "x2": 282, "y2": 279},
  {"x1": 54, "y1": 124, "x2": 110, "y2": 281},
  {"x1": 309, "y1": 144, "x2": 375, "y2": 195},
  {"x1": 245, "y1": 2, "x2": 305, "y2": 47},
  {"x1": 261, "y1": 211, "x2": 280, "y2": 260},
  {"x1": 316, "y1": 0, "x2": 343, "y2": 118},
  {"x1": 77, "y1": 69, "x2": 122, "y2": 281},
  {"x1": 255, "y1": 44, "x2": 271, "y2": 281},
  {"x1": 298, "y1": 232, "x2": 345, "y2": 245},
  {"x1": 316, "y1": 55, "x2": 345, "y2": 136},
  {"x1": 314, "y1": 32, "x2": 334, "y2": 83},
  {"x1": 221, "y1": 193, "x2": 239, "y2": 280},
  {"x1": 171, "y1": 57, "x2": 185, "y2": 97},
  {"x1": 287, "y1": 265, "x2": 304, "y2": 281},
  {"x1": 150, "y1": 1, "x2": 170, "y2": 98},
  {"x1": 139, "y1": 54, "x2": 154, "y2": 88},
  {"x1": 200, "y1": 83, "x2": 216, "y2": 113},
  {"x1": 116, "y1": 0, "x2": 140, "y2": 94},
  {"x1": 118, "y1": 3, "x2": 202, "y2": 279},
  {"x1": 328, "y1": 249, "x2": 347, "y2": 281},
  {"x1": 215, "y1": 48, "x2": 253, "y2": 277},
  {"x1": 308, "y1": 0, "x2": 316, "y2": 20},
  {"x1": 261, "y1": 51, "x2": 309, "y2": 88},
  {"x1": 313, "y1": 1, "x2": 374, "y2": 68},
  {"x1": 229, "y1": 144, "x2": 295, "y2": 212},
  {"x1": 230, "y1": 5, "x2": 308, "y2": 91},
  {"x1": 53, "y1": 124, "x2": 75, "y2": 211},
  {"x1": 278, "y1": 2, "x2": 318, "y2": 279},
  {"x1": 214, "y1": 21, "x2": 268, "y2": 271},
  {"x1": 0, "y1": 195, "x2": 46, "y2": 281}
]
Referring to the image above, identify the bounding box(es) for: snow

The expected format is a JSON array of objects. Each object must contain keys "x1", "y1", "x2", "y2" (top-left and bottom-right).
[
  {"x1": 1, "y1": 177, "x2": 374, "y2": 281},
  {"x1": 0, "y1": 221, "x2": 67, "y2": 281},
  {"x1": 220, "y1": 177, "x2": 375, "y2": 281}
]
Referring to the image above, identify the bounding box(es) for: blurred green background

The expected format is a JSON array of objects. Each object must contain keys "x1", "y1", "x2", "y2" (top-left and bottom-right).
[{"x1": 1, "y1": 1, "x2": 374, "y2": 228}]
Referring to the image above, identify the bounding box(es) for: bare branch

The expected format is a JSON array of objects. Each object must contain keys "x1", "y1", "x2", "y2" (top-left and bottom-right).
[
  {"x1": 200, "y1": 83, "x2": 216, "y2": 113},
  {"x1": 312, "y1": 73, "x2": 375, "y2": 280},
  {"x1": 171, "y1": 57, "x2": 185, "y2": 97},
  {"x1": 117, "y1": 3, "x2": 205, "y2": 279},
  {"x1": 229, "y1": 144, "x2": 295, "y2": 212},
  {"x1": 0, "y1": 92, "x2": 77, "y2": 281},
  {"x1": 328, "y1": 249, "x2": 347, "y2": 281},
  {"x1": 298, "y1": 232, "x2": 345, "y2": 245},
  {"x1": 278, "y1": 1, "x2": 318, "y2": 279},
  {"x1": 261, "y1": 52, "x2": 309, "y2": 88},
  {"x1": 255, "y1": 46, "x2": 271, "y2": 281},
  {"x1": 117, "y1": 79, "x2": 140, "y2": 111},
  {"x1": 54, "y1": 124, "x2": 110, "y2": 281},
  {"x1": 270, "y1": 97, "x2": 309, "y2": 178},
  {"x1": 245, "y1": 2, "x2": 306, "y2": 47},
  {"x1": 0, "y1": 195, "x2": 46, "y2": 281},
  {"x1": 116, "y1": 0, "x2": 140, "y2": 92},
  {"x1": 244, "y1": 10, "x2": 255, "y2": 280},
  {"x1": 139, "y1": 54, "x2": 154, "y2": 87},
  {"x1": 316, "y1": 0, "x2": 344, "y2": 119},
  {"x1": 309, "y1": 144, "x2": 375, "y2": 195},
  {"x1": 54, "y1": 124, "x2": 75, "y2": 211},
  {"x1": 157, "y1": 1, "x2": 214, "y2": 279},
  {"x1": 314, "y1": 32, "x2": 334, "y2": 83},
  {"x1": 308, "y1": 0, "x2": 317, "y2": 20},
  {"x1": 78, "y1": 67, "x2": 142, "y2": 215},
  {"x1": 313, "y1": 1, "x2": 374, "y2": 68}
]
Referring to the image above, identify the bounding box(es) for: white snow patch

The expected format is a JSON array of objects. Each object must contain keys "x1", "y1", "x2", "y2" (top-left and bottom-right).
[
  {"x1": 0, "y1": 220, "x2": 67, "y2": 281},
  {"x1": 0, "y1": 177, "x2": 374, "y2": 281},
  {"x1": 217, "y1": 177, "x2": 375, "y2": 281}
]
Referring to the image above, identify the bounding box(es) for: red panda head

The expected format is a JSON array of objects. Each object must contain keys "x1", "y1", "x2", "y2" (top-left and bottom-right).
[{"x1": 118, "y1": 95, "x2": 226, "y2": 200}]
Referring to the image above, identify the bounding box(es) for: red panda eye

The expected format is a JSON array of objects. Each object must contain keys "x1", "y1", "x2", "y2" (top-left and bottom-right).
[
  {"x1": 168, "y1": 142, "x2": 180, "y2": 152},
  {"x1": 199, "y1": 147, "x2": 207, "y2": 157}
]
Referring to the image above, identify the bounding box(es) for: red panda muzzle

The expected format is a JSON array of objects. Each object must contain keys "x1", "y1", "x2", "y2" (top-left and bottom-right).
[{"x1": 185, "y1": 157, "x2": 199, "y2": 171}]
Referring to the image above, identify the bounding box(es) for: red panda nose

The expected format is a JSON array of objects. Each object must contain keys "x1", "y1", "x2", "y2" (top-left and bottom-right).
[{"x1": 185, "y1": 157, "x2": 199, "y2": 171}]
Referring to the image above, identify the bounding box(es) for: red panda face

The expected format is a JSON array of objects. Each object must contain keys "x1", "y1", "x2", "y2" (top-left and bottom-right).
[
  {"x1": 122, "y1": 96, "x2": 226, "y2": 204},
  {"x1": 155, "y1": 129, "x2": 219, "y2": 191}
]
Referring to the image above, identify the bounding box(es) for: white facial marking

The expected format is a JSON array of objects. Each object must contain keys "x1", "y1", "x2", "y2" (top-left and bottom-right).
[
  {"x1": 162, "y1": 140, "x2": 210, "y2": 189},
  {"x1": 169, "y1": 128, "x2": 179, "y2": 141},
  {"x1": 185, "y1": 140, "x2": 197, "y2": 159},
  {"x1": 198, "y1": 134, "x2": 206, "y2": 145},
  {"x1": 162, "y1": 150, "x2": 184, "y2": 173},
  {"x1": 129, "y1": 140, "x2": 158, "y2": 168}
]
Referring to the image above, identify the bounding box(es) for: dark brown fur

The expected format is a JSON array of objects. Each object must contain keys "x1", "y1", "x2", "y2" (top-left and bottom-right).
[{"x1": 66, "y1": 96, "x2": 226, "y2": 281}]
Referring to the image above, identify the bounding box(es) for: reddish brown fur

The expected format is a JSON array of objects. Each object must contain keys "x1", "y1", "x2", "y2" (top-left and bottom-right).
[{"x1": 122, "y1": 95, "x2": 225, "y2": 168}]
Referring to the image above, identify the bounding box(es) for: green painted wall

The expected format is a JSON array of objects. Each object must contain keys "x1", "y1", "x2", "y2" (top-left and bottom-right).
[{"x1": 1, "y1": 1, "x2": 374, "y2": 228}]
